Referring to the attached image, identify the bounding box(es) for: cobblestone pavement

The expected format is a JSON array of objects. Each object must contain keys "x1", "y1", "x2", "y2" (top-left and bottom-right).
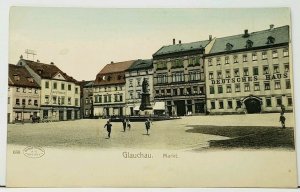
[{"x1": 7, "y1": 113, "x2": 295, "y2": 150}]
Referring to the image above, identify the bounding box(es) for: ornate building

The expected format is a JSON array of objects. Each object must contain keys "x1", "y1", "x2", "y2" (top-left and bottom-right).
[
  {"x1": 17, "y1": 58, "x2": 81, "y2": 121},
  {"x1": 125, "y1": 59, "x2": 153, "y2": 115},
  {"x1": 152, "y1": 38, "x2": 215, "y2": 116},
  {"x1": 93, "y1": 60, "x2": 136, "y2": 117},
  {"x1": 205, "y1": 25, "x2": 292, "y2": 114}
]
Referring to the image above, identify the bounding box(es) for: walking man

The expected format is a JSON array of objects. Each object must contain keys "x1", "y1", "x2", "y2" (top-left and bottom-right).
[
  {"x1": 279, "y1": 113, "x2": 286, "y2": 129},
  {"x1": 122, "y1": 118, "x2": 127, "y2": 132},
  {"x1": 127, "y1": 119, "x2": 131, "y2": 130},
  {"x1": 104, "y1": 121, "x2": 112, "y2": 138},
  {"x1": 145, "y1": 119, "x2": 151, "y2": 135}
]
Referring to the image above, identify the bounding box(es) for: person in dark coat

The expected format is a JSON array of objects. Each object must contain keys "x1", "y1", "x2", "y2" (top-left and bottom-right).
[
  {"x1": 145, "y1": 119, "x2": 151, "y2": 135},
  {"x1": 279, "y1": 113, "x2": 286, "y2": 129},
  {"x1": 104, "y1": 121, "x2": 112, "y2": 138},
  {"x1": 126, "y1": 119, "x2": 131, "y2": 130},
  {"x1": 122, "y1": 119, "x2": 127, "y2": 132}
]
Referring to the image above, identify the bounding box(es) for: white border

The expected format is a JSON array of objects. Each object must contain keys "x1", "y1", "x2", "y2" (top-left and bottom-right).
[{"x1": 0, "y1": 0, "x2": 299, "y2": 191}]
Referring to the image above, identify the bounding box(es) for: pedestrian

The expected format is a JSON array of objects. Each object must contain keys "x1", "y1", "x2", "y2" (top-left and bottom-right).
[
  {"x1": 104, "y1": 121, "x2": 112, "y2": 138},
  {"x1": 279, "y1": 113, "x2": 286, "y2": 129},
  {"x1": 122, "y1": 118, "x2": 127, "y2": 132},
  {"x1": 127, "y1": 119, "x2": 131, "y2": 130},
  {"x1": 145, "y1": 119, "x2": 151, "y2": 135},
  {"x1": 281, "y1": 104, "x2": 286, "y2": 114}
]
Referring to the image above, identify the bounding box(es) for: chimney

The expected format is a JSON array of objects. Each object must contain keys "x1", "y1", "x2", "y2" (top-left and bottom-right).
[
  {"x1": 50, "y1": 62, "x2": 54, "y2": 65},
  {"x1": 179, "y1": 40, "x2": 181, "y2": 44},
  {"x1": 173, "y1": 38, "x2": 175, "y2": 45},
  {"x1": 243, "y1": 29, "x2": 249, "y2": 37},
  {"x1": 110, "y1": 61, "x2": 114, "y2": 64},
  {"x1": 37, "y1": 59, "x2": 40, "y2": 62},
  {"x1": 209, "y1": 35, "x2": 212, "y2": 41},
  {"x1": 270, "y1": 24, "x2": 274, "y2": 30}
]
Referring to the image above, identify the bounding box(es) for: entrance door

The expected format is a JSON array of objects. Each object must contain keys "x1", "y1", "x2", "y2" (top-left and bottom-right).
[
  {"x1": 119, "y1": 107, "x2": 123, "y2": 116},
  {"x1": 174, "y1": 100, "x2": 186, "y2": 116},
  {"x1": 59, "y1": 110, "x2": 64, "y2": 121},
  {"x1": 130, "y1": 107, "x2": 133, "y2": 116},
  {"x1": 43, "y1": 110, "x2": 48, "y2": 118},
  {"x1": 195, "y1": 102, "x2": 205, "y2": 113},
  {"x1": 244, "y1": 98, "x2": 261, "y2": 113},
  {"x1": 105, "y1": 108, "x2": 110, "y2": 116},
  {"x1": 67, "y1": 110, "x2": 72, "y2": 120}
]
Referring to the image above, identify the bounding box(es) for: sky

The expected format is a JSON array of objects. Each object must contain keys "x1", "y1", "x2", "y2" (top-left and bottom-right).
[{"x1": 9, "y1": 7, "x2": 290, "y2": 81}]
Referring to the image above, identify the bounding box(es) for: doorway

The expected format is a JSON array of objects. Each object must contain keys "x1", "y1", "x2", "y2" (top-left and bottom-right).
[{"x1": 174, "y1": 100, "x2": 186, "y2": 116}]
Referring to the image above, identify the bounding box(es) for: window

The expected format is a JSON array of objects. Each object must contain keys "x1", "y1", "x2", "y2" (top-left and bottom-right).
[
  {"x1": 99, "y1": 95, "x2": 102, "y2": 103},
  {"x1": 252, "y1": 53, "x2": 257, "y2": 61},
  {"x1": 211, "y1": 101, "x2": 215, "y2": 109},
  {"x1": 235, "y1": 84, "x2": 240, "y2": 92},
  {"x1": 246, "y1": 40, "x2": 253, "y2": 48},
  {"x1": 254, "y1": 82, "x2": 260, "y2": 91},
  {"x1": 61, "y1": 83, "x2": 65, "y2": 90},
  {"x1": 209, "y1": 72, "x2": 214, "y2": 80},
  {"x1": 130, "y1": 92, "x2": 134, "y2": 99},
  {"x1": 262, "y1": 51, "x2": 267, "y2": 60},
  {"x1": 243, "y1": 68, "x2": 249, "y2": 76},
  {"x1": 180, "y1": 88, "x2": 184, "y2": 95},
  {"x1": 129, "y1": 80, "x2": 133, "y2": 87},
  {"x1": 208, "y1": 59, "x2": 212, "y2": 66},
  {"x1": 275, "y1": 81, "x2": 281, "y2": 89},
  {"x1": 108, "y1": 95, "x2": 112, "y2": 102},
  {"x1": 167, "y1": 89, "x2": 171, "y2": 95},
  {"x1": 172, "y1": 72, "x2": 184, "y2": 82},
  {"x1": 216, "y1": 57, "x2": 221, "y2": 65},
  {"x1": 283, "y1": 49, "x2": 289, "y2": 57},
  {"x1": 267, "y1": 36, "x2": 275, "y2": 44},
  {"x1": 161, "y1": 90, "x2": 165, "y2": 95},
  {"x1": 28, "y1": 88, "x2": 32, "y2": 93},
  {"x1": 218, "y1": 85, "x2": 223, "y2": 94},
  {"x1": 189, "y1": 57, "x2": 195, "y2": 66},
  {"x1": 172, "y1": 59, "x2": 184, "y2": 68},
  {"x1": 286, "y1": 79, "x2": 291, "y2": 89},
  {"x1": 244, "y1": 83, "x2": 250, "y2": 92},
  {"x1": 217, "y1": 71, "x2": 222, "y2": 79},
  {"x1": 53, "y1": 96, "x2": 57, "y2": 104},
  {"x1": 189, "y1": 71, "x2": 200, "y2": 81},
  {"x1": 34, "y1": 89, "x2": 38, "y2": 94},
  {"x1": 22, "y1": 99, "x2": 25, "y2": 105},
  {"x1": 68, "y1": 84, "x2": 71, "y2": 91},
  {"x1": 61, "y1": 96, "x2": 65, "y2": 105},
  {"x1": 23, "y1": 88, "x2": 26, "y2": 93},
  {"x1": 228, "y1": 100, "x2": 233, "y2": 109},
  {"x1": 34, "y1": 100, "x2": 38, "y2": 106},
  {"x1": 276, "y1": 97, "x2": 282, "y2": 106},
  {"x1": 209, "y1": 86, "x2": 214, "y2": 94},
  {"x1": 219, "y1": 101, "x2": 224, "y2": 109},
  {"x1": 16, "y1": 99, "x2": 20, "y2": 105},
  {"x1": 68, "y1": 97, "x2": 71, "y2": 105},
  {"x1": 85, "y1": 98, "x2": 89, "y2": 104},
  {"x1": 173, "y1": 89, "x2": 178, "y2": 96},
  {"x1": 264, "y1": 82, "x2": 270, "y2": 90},
  {"x1": 120, "y1": 95, "x2": 123, "y2": 102},
  {"x1": 103, "y1": 95, "x2": 107, "y2": 103},
  {"x1": 45, "y1": 96, "x2": 49, "y2": 104},
  {"x1": 225, "y1": 57, "x2": 229, "y2": 64},
  {"x1": 45, "y1": 81, "x2": 49, "y2": 88},
  {"x1": 28, "y1": 99, "x2": 32, "y2": 105},
  {"x1": 288, "y1": 97, "x2": 293, "y2": 106},
  {"x1": 75, "y1": 87, "x2": 79, "y2": 94},
  {"x1": 272, "y1": 50, "x2": 278, "y2": 58},
  {"x1": 253, "y1": 67, "x2": 259, "y2": 76},
  {"x1": 284, "y1": 64, "x2": 289, "y2": 73},
  {"x1": 225, "y1": 70, "x2": 231, "y2": 78},
  {"x1": 234, "y1": 68, "x2": 240, "y2": 77},
  {"x1": 16, "y1": 88, "x2": 20, "y2": 92},
  {"x1": 273, "y1": 65, "x2": 279, "y2": 73},
  {"x1": 226, "y1": 85, "x2": 232, "y2": 93},
  {"x1": 8, "y1": 97, "x2": 10, "y2": 104},
  {"x1": 233, "y1": 55, "x2": 238, "y2": 63},
  {"x1": 75, "y1": 98, "x2": 79, "y2": 106},
  {"x1": 266, "y1": 98, "x2": 272, "y2": 107},
  {"x1": 263, "y1": 66, "x2": 269, "y2": 74},
  {"x1": 53, "y1": 82, "x2": 57, "y2": 90},
  {"x1": 157, "y1": 73, "x2": 168, "y2": 84},
  {"x1": 114, "y1": 94, "x2": 118, "y2": 102},
  {"x1": 243, "y1": 54, "x2": 247, "y2": 62}
]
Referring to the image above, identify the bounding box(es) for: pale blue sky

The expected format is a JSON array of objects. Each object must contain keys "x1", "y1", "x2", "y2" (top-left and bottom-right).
[{"x1": 9, "y1": 7, "x2": 290, "y2": 80}]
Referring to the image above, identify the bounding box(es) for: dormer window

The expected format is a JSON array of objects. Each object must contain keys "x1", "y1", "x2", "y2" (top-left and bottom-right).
[
  {"x1": 117, "y1": 75, "x2": 122, "y2": 80},
  {"x1": 226, "y1": 43, "x2": 233, "y2": 51},
  {"x1": 102, "y1": 76, "x2": 106, "y2": 80},
  {"x1": 37, "y1": 69, "x2": 43, "y2": 75},
  {"x1": 27, "y1": 77, "x2": 33, "y2": 83},
  {"x1": 246, "y1": 40, "x2": 253, "y2": 48},
  {"x1": 13, "y1": 74, "x2": 20, "y2": 81},
  {"x1": 107, "y1": 76, "x2": 111, "y2": 81},
  {"x1": 267, "y1": 36, "x2": 275, "y2": 44}
]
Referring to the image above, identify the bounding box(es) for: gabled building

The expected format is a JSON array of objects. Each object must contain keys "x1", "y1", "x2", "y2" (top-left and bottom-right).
[
  {"x1": 78, "y1": 80, "x2": 94, "y2": 118},
  {"x1": 8, "y1": 64, "x2": 41, "y2": 123},
  {"x1": 152, "y1": 37, "x2": 215, "y2": 116},
  {"x1": 205, "y1": 25, "x2": 292, "y2": 114},
  {"x1": 125, "y1": 59, "x2": 153, "y2": 116},
  {"x1": 17, "y1": 58, "x2": 81, "y2": 121},
  {"x1": 93, "y1": 60, "x2": 136, "y2": 117}
]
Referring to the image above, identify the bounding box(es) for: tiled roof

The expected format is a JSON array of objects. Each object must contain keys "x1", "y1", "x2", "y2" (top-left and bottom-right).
[
  {"x1": 209, "y1": 25, "x2": 289, "y2": 54},
  {"x1": 126, "y1": 59, "x2": 153, "y2": 71},
  {"x1": 20, "y1": 59, "x2": 78, "y2": 83},
  {"x1": 8, "y1": 64, "x2": 40, "y2": 88},
  {"x1": 94, "y1": 60, "x2": 136, "y2": 86},
  {"x1": 153, "y1": 40, "x2": 210, "y2": 57}
]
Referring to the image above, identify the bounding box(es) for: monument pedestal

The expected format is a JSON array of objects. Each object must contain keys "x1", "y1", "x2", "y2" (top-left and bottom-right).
[{"x1": 140, "y1": 93, "x2": 152, "y2": 111}]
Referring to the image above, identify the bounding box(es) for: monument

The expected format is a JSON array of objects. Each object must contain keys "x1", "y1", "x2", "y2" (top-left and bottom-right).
[{"x1": 139, "y1": 78, "x2": 153, "y2": 111}]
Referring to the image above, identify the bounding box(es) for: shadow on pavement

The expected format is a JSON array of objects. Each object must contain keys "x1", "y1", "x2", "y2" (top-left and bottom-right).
[{"x1": 186, "y1": 125, "x2": 295, "y2": 149}]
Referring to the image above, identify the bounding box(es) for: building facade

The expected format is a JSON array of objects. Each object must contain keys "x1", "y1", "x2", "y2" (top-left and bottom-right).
[
  {"x1": 17, "y1": 58, "x2": 81, "y2": 121},
  {"x1": 125, "y1": 59, "x2": 153, "y2": 116},
  {"x1": 205, "y1": 25, "x2": 292, "y2": 114},
  {"x1": 8, "y1": 64, "x2": 41, "y2": 123},
  {"x1": 152, "y1": 38, "x2": 215, "y2": 116},
  {"x1": 79, "y1": 81, "x2": 94, "y2": 118},
  {"x1": 93, "y1": 60, "x2": 136, "y2": 117}
]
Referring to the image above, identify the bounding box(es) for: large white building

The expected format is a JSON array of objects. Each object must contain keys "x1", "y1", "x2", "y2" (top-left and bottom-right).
[
  {"x1": 125, "y1": 59, "x2": 154, "y2": 115},
  {"x1": 205, "y1": 25, "x2": 292, "y2": 114},
  {"x1": 17, "y1": 58, "x2": 81, "y2": 121}
]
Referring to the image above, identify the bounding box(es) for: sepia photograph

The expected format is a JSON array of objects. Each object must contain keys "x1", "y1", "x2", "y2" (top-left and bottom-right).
[{"x1": 5, "y1": 7, "x2": 298, "y2": 188}]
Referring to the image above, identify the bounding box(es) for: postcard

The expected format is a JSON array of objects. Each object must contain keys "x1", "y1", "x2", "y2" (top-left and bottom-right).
[{"x1": 5, "y1": 7, "x2": 297, "y2": 187}]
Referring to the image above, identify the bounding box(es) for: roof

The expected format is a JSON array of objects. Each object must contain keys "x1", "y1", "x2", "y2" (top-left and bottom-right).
[
  {"x1": 20, "y1": 59, "x2": 78, "y2": 83},
  {"x1": 209, "y1": 25, "x2": 289, "y2": 55},
  {"x1": 8, "y1": 64, "x2": 40, "y2": 88},
  {"x1": 153, "y1": 40, "x2": 210, "y2": 57},
  {"x1": 99, "y1": 60, "x2": 136, "y2": 74},
  {"x1": 126, "y1": 59, "x2": 153, "y2": 71},
  {"x1": 94, "y1": 60, "x2": 136, "y2": 86}
]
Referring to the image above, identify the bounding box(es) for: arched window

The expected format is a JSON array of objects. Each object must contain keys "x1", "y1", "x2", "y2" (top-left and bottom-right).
[
  {"x1": 246, "y1": 39, "x2": 253, "y2": 48},
  {"x1": 267, "y1": 36, "x2": 275, "y2": 44}
]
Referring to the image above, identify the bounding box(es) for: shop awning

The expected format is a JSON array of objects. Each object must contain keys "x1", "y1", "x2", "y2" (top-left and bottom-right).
[
  {"x1": 153, "y1": 102, "x2": 165, "y2": 111},
  {"x1": 133, "y1": 106, "x2": 140, "y2": 111}
]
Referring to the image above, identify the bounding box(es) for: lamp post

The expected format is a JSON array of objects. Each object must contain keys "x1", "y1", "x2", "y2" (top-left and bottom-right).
[{"x1": 22, "y1": 104, "x2": 25, "y2": 124}]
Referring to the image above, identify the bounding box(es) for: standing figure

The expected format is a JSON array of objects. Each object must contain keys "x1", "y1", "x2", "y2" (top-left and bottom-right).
[
  {"x1": 279, "y1": 113, "x2": 286, "y2": 129},
  {"x1": 145, "y1": 119, "x2": 151, "y2": 135},
  {"x1": 122, "y1": 118, "x2": 127, "y2": 132},
  {"x1": 127, "y1": 119, "x2": 131, "y2": 130},
  {"x1": 104, "y1": 121, "x2": 112, "y2": 138}
]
